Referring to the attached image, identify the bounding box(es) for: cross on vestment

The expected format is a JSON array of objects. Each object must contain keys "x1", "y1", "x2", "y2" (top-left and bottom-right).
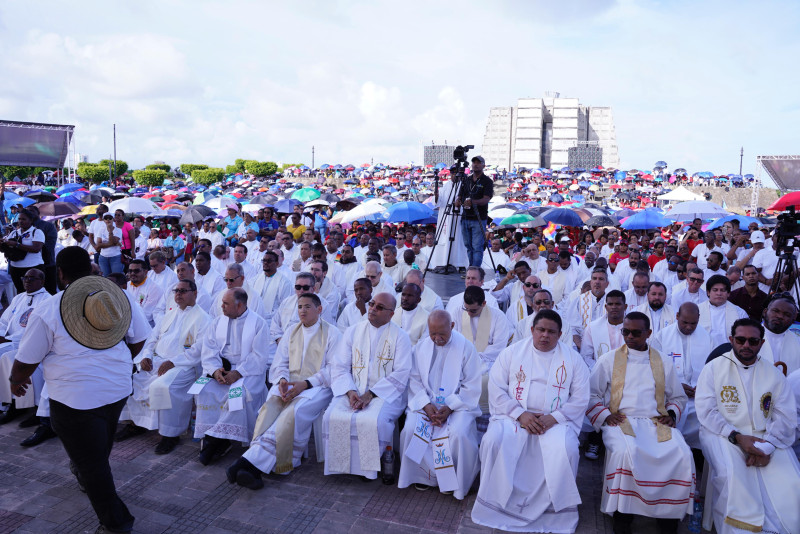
[
  {"x1": 377, "y1": 340, "x2": 394, "y2": 374},
  {"x1": 353, "y1": 349, "x2": 366, "y2": 384},
  {"x1": 418, "y1": 466, "x2": 433, "y2": 481},
  {"x1": 669, "y1": 352, "x2": 682, "y2": 365},
  {"x1": 516, "y1": 496, "x2": 531, "y2": 513},
  {"x1": 551, "y1": 361, "x2": 567, "y2": 411}
]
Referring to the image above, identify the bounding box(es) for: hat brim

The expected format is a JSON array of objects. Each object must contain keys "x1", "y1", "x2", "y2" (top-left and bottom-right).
[{"x1": 60, "y1": 276, "x2": 132, "y2": 350}]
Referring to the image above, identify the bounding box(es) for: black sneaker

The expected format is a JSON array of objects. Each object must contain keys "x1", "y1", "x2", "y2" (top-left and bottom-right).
[{"x1": 154, "y1": 436, "x2": 180, "y2": 455}]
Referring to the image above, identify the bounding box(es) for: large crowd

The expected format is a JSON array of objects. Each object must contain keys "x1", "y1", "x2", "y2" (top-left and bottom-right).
[{"x1": 0, "y1": 163, "x2": 798, "y2": 534}]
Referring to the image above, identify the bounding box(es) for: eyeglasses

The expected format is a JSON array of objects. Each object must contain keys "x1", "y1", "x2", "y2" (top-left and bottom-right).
[
  {"x1": 524, "y1": 282, "x2": 540, "y2": 288},
  {"x1": 295, "y1": 284, "x2": 312, "y2": 291},
  {"x1": 368, "y1": 301, "x2": 391, "y2": 312},
  {"x1": 223, "y1": 276, "x2": 242, "y2": 283},
  {"x1": 688, "y1": 277, "x2": 703, "y2": 283},
  {"x1": 733, "y1": 336, "x2": 761, "y2": 346},
  {"x1": 533, "y1": 299, "x2": 552, "y2": 305},
  {"x1": 128, "y1": 269, "x2": 143, "y2": 274},
  {"x1": 621, "y1": 328, "x2": 644, "y2": 337},
  {"x1": 21, "y1": 276, "x2": 42, "y2": 281},
  {"x1": 172, "y1": 288, "x2": 195, "y2": 294},
  {"x1": 546, "y1": 258, "x2": 558, "y2": 263}
]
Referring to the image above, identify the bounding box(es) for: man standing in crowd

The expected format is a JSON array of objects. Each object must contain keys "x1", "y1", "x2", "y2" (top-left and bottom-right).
[
  {"x1": 729, "y1": 264, "x2": 770, "y2": 320},
  {"x1": 454, "y1": 155, "x2": 493, "y2": 268}
]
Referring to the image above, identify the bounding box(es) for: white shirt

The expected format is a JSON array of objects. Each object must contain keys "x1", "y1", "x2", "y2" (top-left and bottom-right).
[
  {"x1": 6, "y1": 226, "x2": 45, "y2": 267},
  {"x1": 95, "y1": 225, "x2": 123, "y2": 258}
]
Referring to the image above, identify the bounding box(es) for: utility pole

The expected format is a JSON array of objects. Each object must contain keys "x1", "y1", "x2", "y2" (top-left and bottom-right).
[
  {"x1": 312, "y1": 146, "x2": 315, "y2": 169},
  {"x1": 113, "y1": 124, "x2": 117, "y2": 182},
  {"x1": 739, "y1": 146, "x2": 743, "y2": 175}
]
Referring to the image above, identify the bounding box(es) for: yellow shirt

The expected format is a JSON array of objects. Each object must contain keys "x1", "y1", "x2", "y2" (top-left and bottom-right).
[{"x1": 287, "y1": 224, "x2": 306, "y2": 241}]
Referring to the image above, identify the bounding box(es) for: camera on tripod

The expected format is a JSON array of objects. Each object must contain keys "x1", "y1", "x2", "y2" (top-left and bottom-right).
[
  {"x1": 451, "y1": 145, "x2": 475, "y2": 178},
  {"x1": 774, "y1": 206, "x2": 800, "y2": 257}
]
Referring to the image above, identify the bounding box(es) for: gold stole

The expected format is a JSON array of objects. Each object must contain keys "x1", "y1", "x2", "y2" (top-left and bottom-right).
[
  {"x1": 609, "y1": 345, "x2": 671, "y2": 442},
  {"x1": 462, "y1": 306, "x2": 491, "y2": 352},
  {"x1": 252, "y1": 321, "x2": 328, "y2": 473}
]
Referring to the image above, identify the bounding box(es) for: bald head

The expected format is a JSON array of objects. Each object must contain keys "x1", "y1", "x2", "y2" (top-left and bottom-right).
[
  {"x1": 428, "y1": 310, "x2": 453, "y2": 346},
  {"x1": 676, "y1": 302, "x2": 700, "y2": 336},
  {"x1": 368, "y1": 292, "x2": 396, "y2": 328}
]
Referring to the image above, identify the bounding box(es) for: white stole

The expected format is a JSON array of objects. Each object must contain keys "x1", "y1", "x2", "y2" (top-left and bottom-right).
[
  {"x1": 698, "y1": 301, "x2": 738, "y2": 339},
  {"x1": 461, "y1": 307, "x2": 491, "y2": 352},
  {"x1": 254, "y1": 272, "x2": 282, "y2": 312},
  {"x1": 391, "y1": 306, "x2": 428, "y2": 345},
  {"x1": 351, "y1": 321, "x2": 399, "y2": 395}
]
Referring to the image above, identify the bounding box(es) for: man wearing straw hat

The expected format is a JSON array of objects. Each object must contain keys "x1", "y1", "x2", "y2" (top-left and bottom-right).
[{"x1": 9, "y1": 246, "x2": 151, "y2": 534}]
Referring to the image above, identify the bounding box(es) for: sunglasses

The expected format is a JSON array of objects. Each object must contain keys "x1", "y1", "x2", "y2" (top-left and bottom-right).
[
  {"x1": 547, "y1": 258, "x2": 558, "y2": 263},
  {"x1": 368, "y1": 301, "x2": 391, "y2": 312},
  {"x1": 533, "y1": 299, "x2": 551, "y2": 305},
  {"x1": 223, "y1": 276, "x2": 242, "y2": 282},
  {"x1": 128, "y1": 269, "x2": 143, "y2": 274},
  {"x1": 524, "y1": 282, "x2": 540, "y2": 288},
  {"x1": 688, "y1": 277, "x2": 703, "y2": 283},
  {"x1": 295, "y1": 284, "x2": 312, "y2": 291},
  {"x1": 733, "y1": 336, "x2": 761, "y2": 346},
  {"x1": 621, "y1": 328, "x2": 644, "y2": 337},
  {"x1": 172, "y1": 288, "x2": 194, "y2": 294}
]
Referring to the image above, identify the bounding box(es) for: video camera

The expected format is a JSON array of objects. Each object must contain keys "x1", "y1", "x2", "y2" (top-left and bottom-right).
[
  {"x1": 451, "y1": 145, "x2": 475, "y2": 179},
  {"x1": 774, "y1": 206, "x2": 800, "y2": 257}
]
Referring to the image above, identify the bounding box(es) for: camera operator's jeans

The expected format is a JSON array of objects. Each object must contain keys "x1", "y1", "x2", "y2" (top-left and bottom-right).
[{"x1": 461, "y1": 218, "x2": 486, "y2": 268}]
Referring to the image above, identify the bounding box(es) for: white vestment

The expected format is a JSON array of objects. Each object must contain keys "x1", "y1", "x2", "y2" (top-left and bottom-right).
[
  {"x1": 761, "y1": 328, "x2": 800, "y2": 376},
  {"x1": 243, "y1": 320, "x2": 339, "y2": 474},
  {"x1": 669, "y1": 286, "x2": 708, "y2": 310},
  {"x1": 537, "y1": 269, "x2": 570, "y2": 306},
  {"x1": 428, "y1": 181, "x2": 468, "y2": 269},
  {"x1": 698, "y1": 301, "x2": 748, "y2": 349},
  {"x1": 580, "y1": 317, "x2": 624, "y2": 369},
  {"x1": 322, "y1": 321, "x2": 412, "y2": 478},
  {"x1": 418, "y1": 285, "x2": 444, "y2": 313},
  {"x1": 588, "y1": 346, "x2": 695, "y2": 519},
  {"x1": 397, "y1": 331, "x2": 482, "y2": 499},
  {"x1": 452, "y1": 306, "x2": 512, "y2": 373},
  {"x1": 651, "y1": 323, "x2": 713, "y2": 448},
  {"x1": 151, "y1": 281, "x2": 213, "y2": 325},
  {"x1": 127, "y1": 278, "x2": 163, "y2": 326},
  {"x1": 270, "y1": 295, "x2": 336, "y2": 362},
  {"x1": 391, "y1": 305, "x2": 429, "y2": 345},
  {"x1": 567, "y1": 291, "x2": 607, "y2": 338},
  {"x1": 147, "y1": 267, "x2": 179, "y2": 296},
  {"x1": 623, "y1": 288, "x2": 648, "y2": 312},
  {"x1": 124, "y1": 305, "x2": 210, "y2": 436},
  {"x1": 196, "y1": 268, "x2": 226, "y2": 297},
  {"x1": 515, "y1": 311, "x2": 574, "y2": 349},
  {"x1": 445, "y1": 290, "x2": 499, "y2": 318},
  {"x1": 472, "y1": 339, "x2": 590, "y2": 533},
  {"x1": 209, "y1": 285, "x2": 267, "y2": 320},
  {"x1": 505, "y1": 297, "x2": 534, "y2": 330},
  {"x1": 336, "y1": 301, "x2": 367, "y2": 332},
  {"x1": 194, "y1": 310, "x2": 269, "y2": 443},
  {"x1": 696, "y1": 354, "x2": 800, "y2": 534},
  {"x1": 634, "y1": 303, "x2": 675, "y2": 335}
]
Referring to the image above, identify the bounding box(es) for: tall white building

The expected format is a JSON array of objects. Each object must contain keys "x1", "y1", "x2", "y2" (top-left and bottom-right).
[{"x1": 482, "y1": 92, "x2": 619, "y2": 171}]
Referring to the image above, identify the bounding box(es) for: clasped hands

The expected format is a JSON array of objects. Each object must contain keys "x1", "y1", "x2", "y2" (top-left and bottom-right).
[
  {"x1": 212, "y1": 368, "x2": 242, "y2": 385},
  {"x1": 423, "y1": 403, "x2": 453, "y2": 427},
  {"x1": 733, "y1": 433, "x2": 772, "y2": 468},
  {"x1": 517, "y1": 411, "x2": 557, "y2": 435},
  {"x1": 139, "y1": 358, "x2": 175, "y2": 376},
  {"x1": 346, "y1": 389, "x2": 374, "y2": 411},
  {"x1": 604, "y1": 412, "x2": 675, "y2": 428},
  {"x1": 278, "y1": 378, "x2": 308, "y2": 403}
]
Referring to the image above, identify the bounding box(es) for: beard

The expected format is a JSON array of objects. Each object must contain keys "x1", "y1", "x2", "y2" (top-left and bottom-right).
[
  {"x1": 649, "y1": 300, "x2": 664, "y2": 311},
  {"x1": 765, "y1": 319, "x2": 790, "y2": 334},
  {"x1": 340, "y1": 256, "x2": 357, "y2": 264}
]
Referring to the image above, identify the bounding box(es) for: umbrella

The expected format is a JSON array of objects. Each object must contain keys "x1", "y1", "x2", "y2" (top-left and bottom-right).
[
  {"x1": 273, "y1": 198, "x2": 303, "y2": 213},
  {"x1": 320, "y1": 193, "x2": 341, "y2": 203},
  {"x1": 768, "y1": 191, "x2": 800, "y2": 211},
  {"x1": 179, "y1": 206, "x2": 216, "y2": 225},
  {"x1": 4, "y1": 197, "x2": 35, "y2": 212},
  {"x1": 192, "y1": 191, "x2": 218, "y2": 205},
  {"x1": 203, "y1": 197, "x2": 239, "y2": 211},
  {"x1": 291, "y1": 188, "x2": 321, "y2": 202},
  {"x1": 488, "y1": 207, "x2": 518, "y2": 219},
  {"x1": 335, "y1": 198, "x2": 363, "y2": 211},
  {"x1": 56, "y1": 183, "x2": 84, "y2": 195},
  {"x1": 247, "y1": 195, "x2": 273, "y2": 205},
  {"x1": 498, "y1": 213, "x2": 535, "y2": 226},
  {"x1": 385, "y1": 201, "x2": 434, "y2": 224},
  {"x1": 34, "y1": 201, "x2": 82, "y2": 217},
  {"x1": 305, "y1": 199, "x2": 330, "y2": 208},
  {"x1": 620, "y1": 209, "x2": 672, "y2": 230},
  {"x1": 542, "y1": 208, "x2": 583, "y2": 227},
  {"x1": 549, "y1": 193, "x2": 564, "y2": 203},
  {"x1": 706, "y1": 214, "x2": 760, "y2": 230},
  {"x1": 664, "y1": 201, "x2": 729, "y2": 221},
  {"x1": 654, "y1": 161, "x2": 668, "y2": 169},
  {"x1": 585, "y1": 215, "x2": 619, "y2": 227},
  {"x1": 57, "y1": 194, "x2": 87, "y2": 206},
  {"x1": 24, "y1": 190, "x2": 58, "y2": 202},
  {"x1": 340, "y1": 201, "x2": 388, "y2": 223},
  {"x1": 108, "y1": 197, "x2": 162, "y2": 215}
]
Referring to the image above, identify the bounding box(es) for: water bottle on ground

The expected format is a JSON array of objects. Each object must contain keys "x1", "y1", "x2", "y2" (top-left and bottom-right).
[
  {"x1": 380, "y1": 445, "x2": 395, "y2": 485},
  {"x1": 687, "y1": 500, "x2": 703, "y2": 533}
]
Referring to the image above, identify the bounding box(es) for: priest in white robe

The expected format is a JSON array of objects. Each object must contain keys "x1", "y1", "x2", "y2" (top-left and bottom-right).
[
  {"x1": 669, "y1": 268, "x2": 707, "y2": 310},
  {"x1": 490, "y1": 261, "x2": 530, "y2": 308},
  {"x1": 391, "y1": 283, "x2": 429, "y2": 345},
  {"x1": 428, "y1": 179, "x2": 468, "y2": 270},
  {"x1": 398, "y1": 310, "x2": 481, "y2": 499},
  {"x1": 345, "y1": 261, "x2": 394, "y2": 305},
  {"x1": 580, "y1": 290, "x2": 626, "y2": 369},
  {"x1": 209, "y1": 263, "x2": 267, "y2": 319},
  {"x1": 587, "y1": 311, "x2": 694, "y2": 533},
  {"x1": 634, "y1": 282, "x2": 675, "y2": 335},
  {"x1": 250, "y1": 251, "x2": 293, "y2": 334},
  {"x1": 227, "y1": 293, "x2": 340, "y2": 489},
  {"x1": 537, "y1": 252, "x2": 571, "y2": 307},
  {"x1": 151, "y1": 262, "x2": 214, "y2": 324},
  {"x1": 118, "y1": 280, "x2": 210, "y2": 454},
  {"x1": 194, "y1": 251, "x2": 226, "y2": 297},
  {"x1": 445, "y1": 266, "x2": 499, "y2": 317},
  {"x1": 322, "y1": 292, "x2": 412, "y2": 479},
  {"x1": 473, "y1": 310, "x2": 590, "y2": 533},
  {"x1": 337, "y1": 277, "x2": 371, "y2": 332},
  {"x1": 760, "y1": 294, "x2": 800, "y2": 375},
  {"x1": 699, "y1": 275, "x2": 748, "y2": 349},
  {"x1": 567, "y1": 268, "x2": 609, "y2": 352},
  {"x1": 514, "y1": 289, "x2": 574, "y2": 346},
  {"x1": 403, "y1": 269, "x2": 444, "y2": 313},
  {"x1": 127, "y1": 259, "x2": 163, "y2": 326},
  {"x1": 505, "y1": 275, "x2": 542, "y2": 331},
  {"x1": 696, "y1": 318, "x2": 800, "y2": 534},
  {"x1": 310, "y1": 260, "x2": 340, "y2": 319},
  {"x1": 193, "y1": 288, "x2": 269, "y2": 465},
  {"x1": 623, "y1": 272, "x2": 649, "y2": 312},
  {"x1": 146, "y1": 251, "x2": 179, "y2": 295},
  {"x1": 650, "y1": 302, "x2": 713, "y2": 449}
]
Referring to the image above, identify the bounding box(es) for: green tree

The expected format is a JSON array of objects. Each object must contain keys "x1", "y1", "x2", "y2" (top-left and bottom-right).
[
  {"x1": 225, "y1": 164, "x2": 241, "y2": 175},
  {"x1": 77, "y1": 163, "x2": 111, "y2": 184},
  {"x1": 192, "y1": 168, "x2": 225, "y2": 186},
  {"x1": 233, "y1": 159, "x2": 247, "y2": 173},
  {"x1": 0, "y1": 166, "x2": 34, "y2": 180},
  {"x1": 245, "y1": 160, "x2": 279, "y2": 176},
  {"x1": 98, "y1": 159, "x2": 129, "y2": 178},
  {"x1": 180, "y1": 164, "x2": 209, "y2": 177},
  {"x1": 280, "y1": 163, "x2": 305, "y2": 171},
  {"x1": 132, "y1": 169, "x2": 167, "y2": 187},
  {"x1": 145, "y1": 163, "x2": 171, "y2": 172}
]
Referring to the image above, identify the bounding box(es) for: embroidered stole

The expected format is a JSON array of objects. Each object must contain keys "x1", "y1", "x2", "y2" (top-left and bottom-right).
[
  {"x1": 149, "y1": 307, "x2": 205, "y2": 411},
  {"x1": 461, "y1": 306, "x2": 491, "y2": 352},
  {"x1": 352, "y1": 321, "x2": 398, "y2": 395},
  {"x1": 578, "y1": 292, "x2": 593, "y2": 329},
  {"x1": 252, "y1": 321, "x2": 329, "y2": 473},
  {"x1": 609, "y1": 345, "x2": 671, "y2": 442}
]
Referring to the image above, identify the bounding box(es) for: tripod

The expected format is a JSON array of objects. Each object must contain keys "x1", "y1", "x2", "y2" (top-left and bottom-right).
[{"x1": 769, "y1": 251, "x2": 800, "y2": 304}]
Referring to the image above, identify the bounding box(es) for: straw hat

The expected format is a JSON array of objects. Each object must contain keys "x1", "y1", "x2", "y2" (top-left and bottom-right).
[{"x1": 60, "y1": 276, "x2": 132, "y2": 350}]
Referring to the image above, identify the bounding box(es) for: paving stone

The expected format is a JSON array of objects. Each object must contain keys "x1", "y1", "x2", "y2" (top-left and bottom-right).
[{"x1": 0, "y1": 509, "x2": 34, "y2": 534}]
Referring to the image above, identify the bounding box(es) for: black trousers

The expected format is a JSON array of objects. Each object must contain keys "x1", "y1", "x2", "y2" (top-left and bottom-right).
[{"x1": 50, "y1": 397, "x2": 134, "y2": 532}]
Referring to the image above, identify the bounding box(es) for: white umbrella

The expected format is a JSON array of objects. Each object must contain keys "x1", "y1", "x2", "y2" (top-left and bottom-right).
[
  {"x1": 340, "y1": 202, "x2": 388, "y2": 223},
  {"x1": 488, "y1": 207, "x2": 517, "y2": 219},
  {"x1": 203, "y1": 197, "x2": 238, "y2": 210},
  {"x1": 108, "y1": 197, "x2": 162, "y2": 214},
  {"x1": 664, "y1": 200, "x2": 729, "y2": 221}
]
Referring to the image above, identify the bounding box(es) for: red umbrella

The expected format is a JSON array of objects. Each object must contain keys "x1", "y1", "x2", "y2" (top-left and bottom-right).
[{"x1": 768, "y1": 191, "x2": 800, "y2": 211}]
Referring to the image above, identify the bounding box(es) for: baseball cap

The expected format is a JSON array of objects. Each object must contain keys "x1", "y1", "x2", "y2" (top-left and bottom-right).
[
  {"x1": 471, "y1": 155, "x2": 486, "y2": 165},
  {"x1": 750, "y1": 231, "x2": 765, "y2": 244},
  {"x1": 559, "y1": 236, "x2": 571, "y2": 243}
]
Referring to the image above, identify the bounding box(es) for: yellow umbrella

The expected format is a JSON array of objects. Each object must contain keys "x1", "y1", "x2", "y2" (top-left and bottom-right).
[{"x1": 80, "y1": 205, "x2": 100, "y2": 215}]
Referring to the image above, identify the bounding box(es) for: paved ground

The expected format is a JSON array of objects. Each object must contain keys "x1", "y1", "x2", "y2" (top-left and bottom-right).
[{"x1": 0, "y1": 273, "x2": 700, "y2": 533}]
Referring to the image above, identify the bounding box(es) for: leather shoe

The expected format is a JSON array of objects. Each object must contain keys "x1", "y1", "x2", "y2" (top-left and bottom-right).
[
  {"x1": 114, "y1": 424, "x2": 147, "y2": 442},
  {"x1": 235, "y1": 469, "x2": 263, "y2": 490},
  {"x1": 199, "y1": 436, "x2": 230, "y2": 466},
  {"x1": 154, "y1": 436, "x2": 179, "y2": 455},
  {"x1": 21, "y1": 424, "x2": 56, "y2": 447},
  {"x1": 18, "y1": 414, "x2": 40, "y2": 428},
  {"x1": 0, "y1": 405, "x2": 19, "y2": 425},
  {"x1": 226, "y1": 457, "x2": 247, "y2": 484}
]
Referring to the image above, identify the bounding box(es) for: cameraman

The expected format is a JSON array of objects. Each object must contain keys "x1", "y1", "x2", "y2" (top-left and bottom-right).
[{"x1": 454, "y1": 155, "x2": 494, "y2": 268}]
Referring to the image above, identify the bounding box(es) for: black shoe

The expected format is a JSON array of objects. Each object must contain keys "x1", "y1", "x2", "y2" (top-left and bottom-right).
[
  {"x1": 20, "y1": 424, "x2": 56, "y2": 447},
  {"x1": 0, "y1": 404, "x2": 19, "y2": 425},
  {"x1": 656, "y1": 518, "x2": 679, "y2": 534},
  {"x1": 18, "y1": 413, "x2": 40, "y2": 428},
  {"x1": 612, "y1": 512, "x2": 634, "y2": 534},
  {"x1": 69, "y1": 461, "x2": 86, "y2": 493},
  {"x1": 235, "y1": 469, "x2": 263, "y2": 490},
  {"x1": 114, "y1": 424, "x2": 147, "y2": 442},
  {"x1": 94, "y1": 524, "x2": 133, "y2": 533},
  {"x1": 154, "y1": 436, "x2": 180, "y2": 455},
  {"x1": 226, "y1": 456, "x2": 249, "y2": 484},
  {"x1": 199, "y1": 436, "x2": 231, "y2": 466}
]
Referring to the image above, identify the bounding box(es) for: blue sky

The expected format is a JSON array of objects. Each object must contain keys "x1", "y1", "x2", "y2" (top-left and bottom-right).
[{"x1": 1, "y1": 0, "x2": 798, "y2": 175}]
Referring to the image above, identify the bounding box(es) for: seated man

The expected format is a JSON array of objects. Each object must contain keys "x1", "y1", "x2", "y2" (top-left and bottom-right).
[
  {"x1": 696, "y1": 318, "x2": 800, "y2": 533},
  {"x1": 391, "y1": 283, "x2": 429, "y2": 345},
  {"x1": 699, "y1": 275, "x2": 748, "y2": 349},
  {"x1": 210, "y1": 263, "x2": 266, "y2": 319},
  {"x1": 193, "y1": 288, "x2": 269, "y2": 465},
  {"x1": 0, "y1": 268, "x2": 50, "y2": 427},
  {"x1": 403, "y1": 269, "x2": 444, "y2": 312},
  {"x1": 587, "y1": 312, "x2": 694, "y2": 534},
  {"x1": 271, "y1": 273, "x2": 334, "y2": 361},
  {"x1": 322, "y1": 292, "x2": 412, "y2": 479},
  {"x1": 473, "y1": 310, "x2": 590, "y2": 533},
  {"x1": 444, "y1": 266, "x2": 499, "y2": 316},
  {"x1": 228, "y1": 293, "x2": 340, "y2": 489},
  {"x1": 115, "y1": 279, "x2": 211, "y2": 454},
  {"x1": 760, "y1": 293, "x2": 800, "y2": 374},
  {"x1": 397, "y1": 310, "x2": 481, "y2": 499},
  {"x1": 126, "y1": 259, "x2": 163, "y2": 326},
  {"x1": 151, "y1": 261, "x2": 213, "y2": 324},
  {"x1": 514, "y1": 289, "x2": 574, "y2": 347},
  {"x1": 337, "y1": 277, "x2": 371, "y2": 332}
]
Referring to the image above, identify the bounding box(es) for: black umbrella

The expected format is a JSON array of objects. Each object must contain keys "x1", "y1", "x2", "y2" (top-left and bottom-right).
[
  {"x1": 585, "y1": 215, "x2": 619, "y2": 227},
  {"x1": 174, "y1": 193, "x2": 194, "y2": 202},
  {"x1": 336, "y1": 198, "x2": 363, "y2": 211},
  {"x1": 248, "y1": 196, "x2": 273, "y2": 205},
  {"x1": 24, "y1": 190, "x2": 58, "y2": 202},
  {"x1": 35, "y1": 201, "x2": 82, "y2": 217},
  {"x1": 321, "y1": 193, "x2": 341, "y2": 203},
  {"x1": 84, "y1": 191, "x2": 106, "y2": 204},
  {"x1": 180, "y1": 206, "x2": 214, "y2": 225}
]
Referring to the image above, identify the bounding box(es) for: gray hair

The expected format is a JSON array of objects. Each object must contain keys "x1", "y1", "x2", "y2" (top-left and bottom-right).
[
  {"x1": 365, "y1": 260, "x2": 382, "y2": 274},
  {"x1": 230, "y1": 287, "x2": 248, "y2": 305},
  {"x1": 226, "y1": 263, "x2": 245, "y2": 278},
  {"x1": 296, "y1": 272, "x2": 316, "y2": 285}
]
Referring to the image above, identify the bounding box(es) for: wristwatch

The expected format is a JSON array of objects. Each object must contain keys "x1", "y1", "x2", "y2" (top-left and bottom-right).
[{"x1": 728, "y1": 430, "x2": 740, "y2": 445}]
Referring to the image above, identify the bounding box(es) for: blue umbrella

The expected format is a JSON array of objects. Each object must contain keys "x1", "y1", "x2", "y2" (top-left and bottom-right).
[
  {"x1": 542, "y1": 208, "x2": 583, "y2": 227},
  {"x1": 273, "y1": 198, "x2": 303, "y2": 213},
  {"x1": 620, "y1": 209, "x2": 672, "y2": 230},
  {"x1": 435, "y1": 163, "x2": 447, "y2": 170},
  {"x1": 386, "y1": 201, "x2": 434, "y2": 223},
  {"x1": 56, "y1": 183, "x2": 84, "y2": 195},
  {"x1": 57, "y1": 194, "x2": 87, "y2": 206},
  {"x1": 578, "y1": 181, "x2": 591, "y2": 188},
  {"x1": 4, "y1": 197, "x2": 36, "y2": 213},
  {"x1": 706, "y1": 214, "x2": 759, "y2": 230},
  {"x1": 654, "y1": 160, "x2": 668, "y2": 169},
  {"x1": 549, "y1": 193, "x2": 565, "y2": 203},
  {"x1": 614, "y1": 170, "x2": 628, "y2": 181}
]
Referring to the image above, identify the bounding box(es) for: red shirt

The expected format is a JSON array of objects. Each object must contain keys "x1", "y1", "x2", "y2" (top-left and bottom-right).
[
  {"x1": 609, "y1": 252, "x2": 629, "y2": 267},
  {"x1": 647, "y1": 253, "x2": 665, "y2": 270}
]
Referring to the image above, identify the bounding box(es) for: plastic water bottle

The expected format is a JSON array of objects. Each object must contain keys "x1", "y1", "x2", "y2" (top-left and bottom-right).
[
  {"x1": 687, "y1": 501, "x2": 703, "y2": 533},
  {"x1": 435, "y1": 387, "x2": 446, "y2": 409},
  {"x1": 380, "y1": 446, "x2": 395, "y2": 485}
]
